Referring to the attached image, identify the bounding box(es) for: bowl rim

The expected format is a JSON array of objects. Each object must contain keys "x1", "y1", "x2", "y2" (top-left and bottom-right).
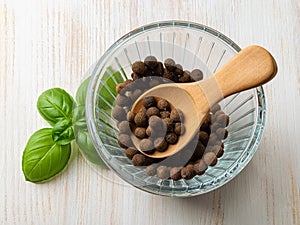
[{"x1": 86, "y1": 20, "x2": 267, "y2": 197}]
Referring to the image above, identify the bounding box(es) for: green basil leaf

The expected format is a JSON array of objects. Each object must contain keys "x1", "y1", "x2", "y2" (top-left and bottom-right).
[
  {"x1": 22, "y1": 128, "x2": 71, "y2": 183},
  {"x1": 76, "y1": 77, "x2": 91, "y2": 106},
  {"x1": 37, "y1": 88, "x2": 75, "y2": 126},
  {"x1": 52, "y1": 118, "x2": 74, "y2": 145},
  {"x1": 75, "y1": 128, "x2": 107, "y2": 168}
]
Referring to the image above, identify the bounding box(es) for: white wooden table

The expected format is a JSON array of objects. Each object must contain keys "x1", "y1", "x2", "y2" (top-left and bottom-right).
[{"x1": 1, "y1": 1, "x2": 299, "y2": 224}]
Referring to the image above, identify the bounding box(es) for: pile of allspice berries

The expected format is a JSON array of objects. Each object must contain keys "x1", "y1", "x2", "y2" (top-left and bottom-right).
[{"x1": 112, "y1": 56, "x2": 229, "y2": 180}]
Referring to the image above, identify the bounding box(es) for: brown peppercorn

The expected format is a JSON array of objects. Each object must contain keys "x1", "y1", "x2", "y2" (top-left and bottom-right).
[
  {"x1": 193, "y1": 159, "x2": 208, "y2": 175},
  {"x1": 179, "y1": 71, "x2": 191, "y2": 83},
  {"x1": 165, "y1": 133, "x2": 178, "y2": 144},
  {"x1": 160, "y1": 111, "x2": 170, "y2": 119},
  {"x1": 140, "y1": 139, "x2": 154, "y2": 153},
  {"x1": 118, "y1": 121, "x2": 132, "y2": 134},
  {"x1": 134, "y1": 112, "x2": 148, "y2": 127},
  {"x1": 212, "y1": 145, "x2": 224, "y2": 158},
  {"x1": 155, "y1": 62, "x2": 164, "y2": 76},
  {"x1": 112, "y1": 105, "x2": 126, "y2": 121},
  {"x1": 211, "y1": 103, "x2": 221, "y2": 113},
  {"x1": 118, "y1": 134, "x2": 132, "y2": 148},
  {"x1": 132, "y1": 61, "x2": 146, "y2": 75},
  {"x1": 156, "y1": 166, "x2": 170, "y2": 179},
  {"x1": 170, "y1": 109, "x2": 183, "y2": 122},
  {"x1": 154, "y1": 137, "x2": 168, "y2": 152},
  {"x1": 127, "y1": 111, "x2": 135, "y2": 122},
  {"x1": 134, "y1": 127, "x2": 147, "y2": 139},
  {"x1": 199, "y1": 131, "x2": 209, "y2": 145},
  {"x1": 116, "y1": 94, "x2": 132, "y2": 107},
  {"x1": 200, "y1": 114, "x2": 212, "y2": 131},
  {"x1": 146, "y1": 107, "x2": 160, "y2": 118},
  {"x1": 203, "y1": 152, "x2": 218, "y2": 166},
  {"x1": 145, "y1": 164, "x2": 158, "y2": 176},
  {"x1": 125, "y1": 147, "x2": 139, "y2": 160},
  {"x1": 170, "y1": 167, "x2": 182, "y2": 181},
  {"x1": 181, "y1": 166, "x2": 195, "y2": 180},
  {"x1": 210, "y1": 122, "x2": 221, "y2": 133},
  {"x1": 132, "y1": 154, "x2": 147, "y2": 166},
  {"x1": 216, "y1": 127, "x2": 228, "y2": 139},
  {"x1": 145, "y1": 126, "x2": 152, "y2": 137},
  {"x1": 190, "y1": 69, "x2": 203, "y2": 81},
  {"x1": 163, "y1": 118, "x2": 174, "y2": 132},
  {"x1": 164, "y1": 58, "x2": 176, "y2": 71},
  {"x1": 142, "y1": 96, "x2": 156, "y2": 108},
  {"x1": 157, "y1": 99, "x2": 169, "y2": 111},
  {"x1": 174, "y1": 123, "x2": 185, "y2": 135},
  {"x1": 174, "y1": 64, "x2": 183, "y2": 75},
  {"x1": 144, "y1": 56, "x2": 158, "y2": 69}
]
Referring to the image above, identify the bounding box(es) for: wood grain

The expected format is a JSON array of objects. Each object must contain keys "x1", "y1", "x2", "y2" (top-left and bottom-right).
[{"x1": 0, "y1": 0, "x2": 299, "y2": 225}]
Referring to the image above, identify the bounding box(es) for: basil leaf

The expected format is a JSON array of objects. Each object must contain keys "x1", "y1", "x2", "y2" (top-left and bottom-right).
[
  {"x1": 22, "y1": 128, "x2": 71, "y2": 183},
  {"x1": 75, "y1": 128, "x2": 107, "y2": 168},
  {"x1": 37, "y1": 88, "x2": 75, "y2": 126},
  {"x1": 76, "y1": 77, "x2": 91, "y2": 106},
  {"x1": 52, "y1": 118, "x2": 74, "y2": 145}
]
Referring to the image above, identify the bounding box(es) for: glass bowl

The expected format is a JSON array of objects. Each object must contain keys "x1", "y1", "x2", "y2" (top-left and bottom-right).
[{"x1": 86, "y1": 21, "x2": 266, "y2": 197}]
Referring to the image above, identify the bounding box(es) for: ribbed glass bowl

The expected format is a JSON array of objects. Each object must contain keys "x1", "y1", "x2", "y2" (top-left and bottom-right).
[{"x1": 86, "y1": 21, "x2": 266, "y2": 197}]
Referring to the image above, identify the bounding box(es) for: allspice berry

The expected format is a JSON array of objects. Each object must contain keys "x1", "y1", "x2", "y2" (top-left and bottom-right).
[
  {"x1": 193, "y1": 159, "x2": 208, "y2": 175},
  {"x1": 170, "y1": 109, "x2": 183, "y2": 122},
  {"x1": 203, "y1": 152, "x2": 218, "y2": 166},
  {"x1": 165, "y1": 133, "x2": 178, "y2": 144},
  {"x1": 146, "y1": 107, "x2": 160, "y2": 118},
  {"x1": 116, "y1": 83, "x2": 125, "y2": 93},
  {"x1": 118, "y1": 121, "x2": 131, "y2": 134},
  {"x1": 127, "y1": 111, "x2": 135, "y2": 122},
  {"x1": 145, "y1": 126, "x2": 152, "y2": 137},
  {"x1": 132, "y1": 154, "x2": 147, "y2": 166},
  {"x1": 145, "y1": 164, "x2": 158, "y2": 176},
  {"x1": 112, "y1": 105, "x2": 126, "y2": 121},
  {"x1": 217, "y1": 113, "x2": 230, "y2": 127},
  {"x1": 116, "y1": 94, "x2": 132, "y2": 107},
  {"x1": 130, "y1": 89, "x2": 142, "y2": 101},
  {"x1": 199, "y1": 131, "x2": 209, "y2": 145},
  {"x1": 174, "y1": 64, "x2": 183, "y2": 75},
  {"x1": 144, "y1": 56, "x2": 158, "y2": 69},
  {"x1": 156, "y1": 166, "x2": 170, "y2": 179},
  {"x1": 164, "y1": 58, "x2": 176, "y2": 71},
  {"x1": 181, "y1": 165, "x2": 195, "y2": 180},
  {"x1": 125, "y1": 147, "x2": 139, "y2": 160},
  {"x1": 132, "y1": 61, "x2": 146, "y2": 75},
  {"x1": 154, "y1": 137, "x2": 168, "y2": 152},
  {"x1": 211, "y1": 103, "x2": 221, "y2": 113},
  {"x1": 179, "y1": 71, "x2": 191, "y2": 83},
  {"x1": 170, "y1": 167, "x2": 182, "y2": 181},
  {"x1": 118, "y1": 134, "x2": 132, "y2": 148},
  {"x1": 174, "y1": 123, "x2": 185, "y2": 135},
  {"x1": 142, "y1": 96, "x2": 156, "y2": 108},
  {"x1": 149, "y1": 115, "x2": 163, "y2": 128},
  {"x1": 134, "y1": 111, "x2": 148, "y2": 127},
  {"x1": 216, "y1": 127, "x2": 228, "y2": 139},
  {"x1": 155, "y1": 62, "x2": 164, "y2": 76},
  {"x1": 157, "y1": 99, "x2": 169, "y2": 111},
  {"x1": 190, "y1": 69, "x2": 203, "y2": 81},
  {"x1": 160, "y1": 111, "x2": 170, "y2": 119},
  {"x1": 140, "y1": 139, "x2": 154, "y2": 153},
  {"x1": 163, "y1": 118, "x2": 174, "y2": 132},
  {"x1": 212, "y1": 145, "x2": 224, "y2": 158},
  {"x1": 134, "y1": 127, "x2": 147, "y2": 139}
]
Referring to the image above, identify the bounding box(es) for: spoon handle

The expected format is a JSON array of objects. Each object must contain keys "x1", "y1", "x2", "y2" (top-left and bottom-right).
[{"x1": 213, "y1": 45, "x2": 277, "y2": 98}]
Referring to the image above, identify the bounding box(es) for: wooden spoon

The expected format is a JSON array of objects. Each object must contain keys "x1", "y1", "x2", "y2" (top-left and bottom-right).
[{"x1": 131, "y1": 45, "x2": 277, "y2": 158}]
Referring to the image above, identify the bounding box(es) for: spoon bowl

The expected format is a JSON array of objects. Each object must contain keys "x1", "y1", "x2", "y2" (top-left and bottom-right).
[{"x1": 131, "y1": 46, "x2": 277, "y2": 158}]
